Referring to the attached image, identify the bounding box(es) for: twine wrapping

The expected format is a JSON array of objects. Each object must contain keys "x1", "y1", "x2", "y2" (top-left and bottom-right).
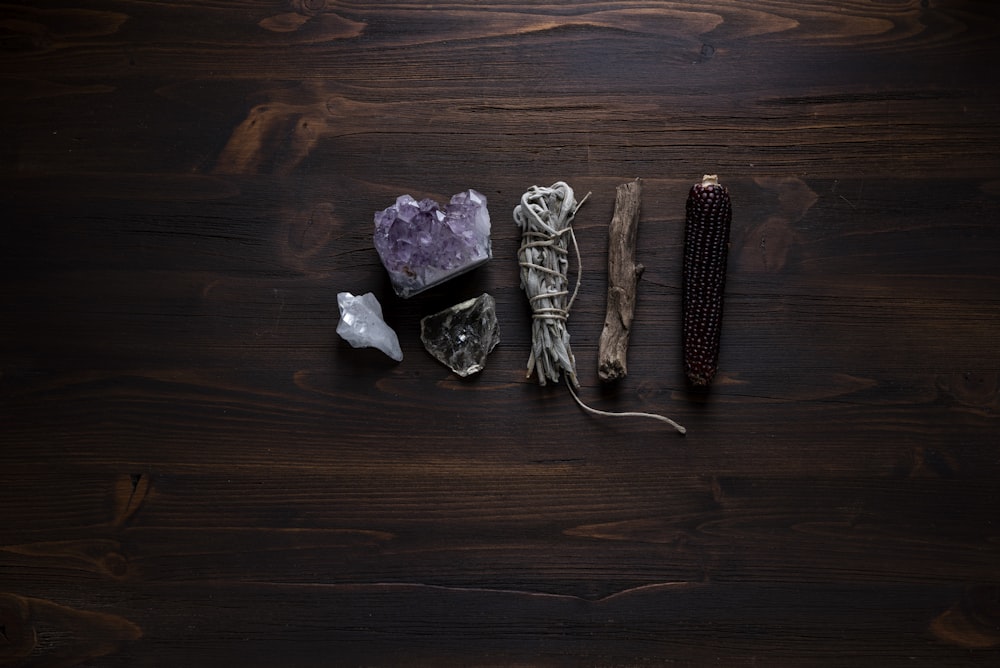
[{"x1": 514, "y1": 181, "x2": 586, "y2": 387}]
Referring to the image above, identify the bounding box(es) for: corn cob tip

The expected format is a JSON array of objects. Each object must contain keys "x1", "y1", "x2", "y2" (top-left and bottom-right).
[
  {"x1": 686, "y1": 372, "x2": 712, "y2": 388},
  {"x1": 701, "y1": 174, "x2": 719, "y2": 187}
]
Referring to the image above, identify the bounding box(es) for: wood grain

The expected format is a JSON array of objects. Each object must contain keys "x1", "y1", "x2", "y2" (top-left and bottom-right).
[{"x1": 3, "y1": 0, "x2": 1000, "y2": 665}]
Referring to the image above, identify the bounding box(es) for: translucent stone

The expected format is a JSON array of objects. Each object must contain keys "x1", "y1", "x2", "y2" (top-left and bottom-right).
[
  {"x1": 420, "y1": 293, "x2": 499, "y2": 377},
  {"x1": 336, "y1": 292, "x2": 403, "y2": 361},
  {"x1": 373, "y1": 189, "x2": 492, "y2": 298}
]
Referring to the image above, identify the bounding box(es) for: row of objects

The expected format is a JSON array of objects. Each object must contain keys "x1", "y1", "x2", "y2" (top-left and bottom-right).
[{"x1": 337, "y1": 175, "x2": 732, "y2": 390}]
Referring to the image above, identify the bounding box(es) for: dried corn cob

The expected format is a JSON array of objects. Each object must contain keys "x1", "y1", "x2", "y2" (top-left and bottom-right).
[{"x1": 682, "y1": 174, "x2": 732, "y2": 387}]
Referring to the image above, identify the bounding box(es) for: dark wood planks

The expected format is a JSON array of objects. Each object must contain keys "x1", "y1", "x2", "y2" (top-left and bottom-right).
[{"x1": 3, "y1": 0, "x2": 1000, "y2": 665}]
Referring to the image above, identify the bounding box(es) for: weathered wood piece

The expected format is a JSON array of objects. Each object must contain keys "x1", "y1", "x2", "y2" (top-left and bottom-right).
[{"x1": 598, "y1": 178, "x2": 645, "y2": 382}]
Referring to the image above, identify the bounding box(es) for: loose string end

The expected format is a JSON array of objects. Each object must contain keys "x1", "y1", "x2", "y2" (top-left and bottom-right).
[{"x1": 567, "y1": 382, "x2": 686, "y2": 435}]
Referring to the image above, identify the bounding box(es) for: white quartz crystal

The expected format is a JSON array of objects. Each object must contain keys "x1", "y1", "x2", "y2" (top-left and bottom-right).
[{"x1": 336, "y1": 292, "x2": 403, "y2": 361}]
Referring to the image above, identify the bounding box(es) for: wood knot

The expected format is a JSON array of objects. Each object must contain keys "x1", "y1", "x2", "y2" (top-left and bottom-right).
[
  {"x1": 937, "y1": 372, "x2": 999, "y2": 412},
  {"x1": 0, "y1": 593, "x2": 36, "y2": 660},
  {"x1": 598, "y1": 359, "x2": 626, "y2": 383},
  {"x1": 930, "y1": 586, "x2": 1000, "y2": 648},
  {"x1": 292, "y1": 0, "x2": 328, "y2": 16},
  {"x1": 283, "y1": 202, "x2": 338, "y2": 264},
  {"x1": 738, "y1": 177, "x2": 818, "y2": 273},
  {"x1": 0, "y1": 593, "x2": 142, "y2": 663},
  {"x1": 102, "y1": 552, "x2": 130, "y2": 579}
]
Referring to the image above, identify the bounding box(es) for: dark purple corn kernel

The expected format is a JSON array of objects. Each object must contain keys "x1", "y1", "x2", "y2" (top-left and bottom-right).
[{"x1": 682, "y1": 174, "x2": 732, "y2": 387}]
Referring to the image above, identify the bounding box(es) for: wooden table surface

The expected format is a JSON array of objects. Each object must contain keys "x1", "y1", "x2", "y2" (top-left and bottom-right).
[{"x1": 2, "y1": 1, "x2": 999, "y2": 666}]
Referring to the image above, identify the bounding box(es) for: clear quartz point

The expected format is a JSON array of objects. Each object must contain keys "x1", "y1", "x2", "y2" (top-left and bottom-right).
[
  {"x1": 336, "y1": 292, "x2": 403, "y2": 361},
  {"x1": 420, "y1": 293, "x2": 499, "y2": 376}
]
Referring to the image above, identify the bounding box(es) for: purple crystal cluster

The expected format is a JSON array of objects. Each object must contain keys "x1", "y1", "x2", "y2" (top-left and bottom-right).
[{"x1": 373, "y1": 189, "x2": 492, "y2": 298}]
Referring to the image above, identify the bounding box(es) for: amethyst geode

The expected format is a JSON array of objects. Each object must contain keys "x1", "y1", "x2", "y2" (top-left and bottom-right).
[{"x1": 373, "y1": 189, "x2": 492, "y2": 298}]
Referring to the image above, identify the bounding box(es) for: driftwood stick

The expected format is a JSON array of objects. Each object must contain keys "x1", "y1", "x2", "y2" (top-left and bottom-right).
[{"x1": 598, "y1": 178, "x2": 645, "y2": 382}]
